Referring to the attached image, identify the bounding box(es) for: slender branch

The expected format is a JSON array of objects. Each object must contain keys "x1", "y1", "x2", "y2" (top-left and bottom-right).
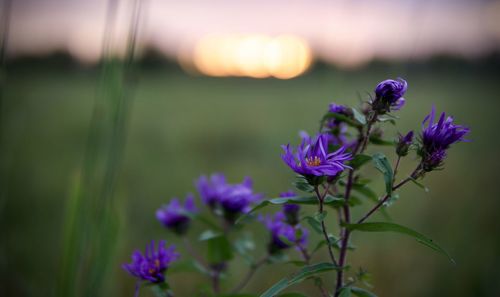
[
  {"x1": 314, "y1": 186, "x2": 338, "y2": 266},
  {"x1": 334, "y1": 114, "x2": 373, "y2": 296},
  {"x1": 356, "y1": 174, "x2": 413, "y2": 224},
  {"x1": 359, "y1": 112, "x2": 377, "y2": 153},
  {"x1": 230, "y1": 256, "x2": 268, "y2": 293}
]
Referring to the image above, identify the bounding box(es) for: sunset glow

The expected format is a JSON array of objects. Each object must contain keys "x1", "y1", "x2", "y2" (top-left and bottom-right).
[{"x1": 190, "y1": 34, "x2": 313, "y2": 79}]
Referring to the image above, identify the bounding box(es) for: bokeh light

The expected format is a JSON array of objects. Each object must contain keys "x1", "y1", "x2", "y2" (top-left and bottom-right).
[{"x1": 191, "y1": 34, "x2": 313, "y2": 79}]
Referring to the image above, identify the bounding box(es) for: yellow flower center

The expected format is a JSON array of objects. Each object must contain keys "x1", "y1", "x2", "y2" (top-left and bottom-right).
[{"x1": 305, "y1": 156, "x2": 321, "y2": 167}]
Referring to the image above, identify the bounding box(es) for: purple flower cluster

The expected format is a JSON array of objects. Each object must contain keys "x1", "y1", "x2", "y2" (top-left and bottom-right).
[
  {"x1": 419, "y1": 107, "x2": 469, "y2": 171},
  {"x1": 196, "y1": 173, "x2": 262, "y2": 222},
  {"x1": 372, "y1": 78, "x2": 407, "y2": 113},
  {"x1": 281, "y1": 133, "x2": 352, "y2": 178},
  {"x1": 122, "y1": 240, "x2": 179, "y2": 283},
  {"x1": 261, "y1": 209, "x2": 308, "y2": 254},
  {"x1": 156, "y1": 194, "x2": 197, "y2": 235}
]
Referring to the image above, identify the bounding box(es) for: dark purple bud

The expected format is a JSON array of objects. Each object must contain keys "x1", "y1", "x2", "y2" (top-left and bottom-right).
[
  {"x1": 396, "y1": 131, "x2": 414, "y2": 157},
  {"x1": 372, "y1": 78, "x2": 407, "y2": 113}
]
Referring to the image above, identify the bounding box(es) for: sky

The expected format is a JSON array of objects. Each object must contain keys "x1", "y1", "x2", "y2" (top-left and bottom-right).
[{"x1": 4, "y1": 0, "x2": 500, "y2": 68}]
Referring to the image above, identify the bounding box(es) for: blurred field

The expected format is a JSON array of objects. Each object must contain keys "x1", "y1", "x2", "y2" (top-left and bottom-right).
[{"x1": 2, "y1": 59, "x2": 500, "y2": 296}]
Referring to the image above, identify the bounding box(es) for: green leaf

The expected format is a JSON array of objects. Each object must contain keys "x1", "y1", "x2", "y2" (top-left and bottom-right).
[
  {"x1": 260, "y1": 263, "x2": 340, "y2": 297},
  {"x1": 304, "y1": 216, "x2": 322, "y2": 234},
  {"x1": 372, "y1": 153, "x2": 393, "y2": 196},
  {"x1": 199, "y1": 230, "x2": 223, "y2": 241},
  {"x1": 236, "y1": 195, "x2": 343, "y2": 225},
  {"x1": 339, "y1": 287, "x2": 352, "y2": 297},
  {"x1": 349, "y1": 154, "x2": 372, "y2": 169},
  {"x1": 278, "y1": 293, "x2": 307, "y2": 297},
  {"x1": 369, "y1": 137, "x2": 395, "y2": 146},
  {"x1": 377, "y1": 116, "x2": 397, "y2": 125},
  {"x1": 293, "y1": 175, "x2": 315, "y2": 193},
  {"x1": 351, "y1": 287, "x2": 378, "y2": 297},
  {"x1": 352, "y1": 108, "x2": 367, "y2": 125},
  {"x1": 343, "y1": 222, "x2": 455, "y2": 264},
  {"x1": 206, "y1": 234, "x2": 233, "y2": 264}
]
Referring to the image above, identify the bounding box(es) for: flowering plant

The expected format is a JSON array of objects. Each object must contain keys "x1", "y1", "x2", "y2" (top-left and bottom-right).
[{"x1": 123, "y1": 78, "x2": 468, "y2": 297}]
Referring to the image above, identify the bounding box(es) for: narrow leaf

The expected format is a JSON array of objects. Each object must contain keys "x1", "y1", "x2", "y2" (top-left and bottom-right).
[
  {"x1": 260, "y1": 263, "x2": 340, "y2": 297},
  {"x1": 372, "y1": 153, "x2": 393, "y2": 196},
  {"x1": 349, "y1": 154, "x2": 372, "y2": 169},
  {"x1": 352, "y1": 108, "x2": 367, "y2": 125},
  {"x1": 339, "y1": 287, "x2": 352, "y2": 297},
  {"x1": 344, "y1": 222, "x2": 455, "y2": 264},
  {"x1": 351, "y1": 287, "x2": 378, "y2": 297}
]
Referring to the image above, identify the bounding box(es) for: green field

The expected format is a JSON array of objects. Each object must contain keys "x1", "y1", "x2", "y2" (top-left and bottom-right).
[{"x1": 2, "y1": 61, "x2": 500, "y2": 296}]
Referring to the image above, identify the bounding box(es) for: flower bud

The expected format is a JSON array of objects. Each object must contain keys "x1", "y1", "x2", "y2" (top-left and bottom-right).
[{"x1": 396, "y1": 131, "x2": 414, "y2": 157}]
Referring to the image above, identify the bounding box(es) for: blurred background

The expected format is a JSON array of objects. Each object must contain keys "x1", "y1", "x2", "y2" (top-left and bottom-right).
[{"x1": 1, "y1": 0, "x2": 500, "y2": 296}]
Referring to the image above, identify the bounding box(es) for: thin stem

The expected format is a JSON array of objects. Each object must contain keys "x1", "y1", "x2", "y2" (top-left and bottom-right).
[
  {"x1": 230, "y1": 256, "x2": 268, "y2": 293},
  {"x1": 359, "y1": 112, "x2": 377, "y2": 153},
  {"x1": 334, "y1": 169, "x2": 354, "y2": 296},
  {"x1": 334, "y1": 116, "x2": 372, "y2": 296},
  {"x1": 314, "y1": 186, "x2": 338, "y2": 266},
  {"x1": 356, "y1": 174, "x2": 414, "y2": 224}
]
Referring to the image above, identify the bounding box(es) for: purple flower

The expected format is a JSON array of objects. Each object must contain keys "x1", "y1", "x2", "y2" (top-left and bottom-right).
[
  {"x1": 420, "y1": 107, "x2": 469, "y2": 171},
  {"x1": 372, "y1": 78, "x2": 407, "y2": 113},
  {"x1": 281, "y1": 133, "x2": 352, "y2": 177},
  {"x1": 261, "y1": 212, "x2": 308, "y2": 254},
  {"x1": 196, "y1": 173, "x2": 227, "y2": 208},
  {"x1": 122, "y1": 240, "x2": 179, "y2": 283},
  {"x1": 156, "y1": 194, "x2": 197, "y2": 235},
  {"x1": 396, "y1": 130, "x2": 414, "y2": 156},
  {"x1": 280, "y1": 191, "x2": 300, "y2": 225},
  {"x1": 218, "y1": 177, "x2": 262, "y2": 222}
]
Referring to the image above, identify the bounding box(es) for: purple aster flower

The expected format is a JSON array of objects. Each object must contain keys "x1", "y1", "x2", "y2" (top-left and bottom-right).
[
  {"x1": 280, "y1": 191, "x2": 300, "y2": 225},
  {"x1": 396, "y1": 130, "x2": 414, "y2": 157},
  {"x1": 122, "y1": 240, "x2": 179, "y2": 284},
  {"x1": 261, "y1": 212, "x2": 308, "y2": 254},
  {"x1": 196, "y1": 173, "x2": 227, "y2": 208},
  {"x1": 156, "y1": 194, "x2": 197, "y2": 235},
  {"x1": 281, "y1": 133, "x2": 352, "y2": 178},
  {"x1": 419, "y1": 107, "x2": 469, "y2": 171},
  {"x1": 219, "y1": 177, "x2": 262, "y2": 222},
  {"x1": 372, "y1": 78, "x2": 407, "y2": 113}
]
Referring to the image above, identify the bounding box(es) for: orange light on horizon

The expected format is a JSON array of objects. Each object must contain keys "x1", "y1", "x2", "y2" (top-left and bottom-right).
[{"x1": 189, "y1": 34, "x2": 313, "y2": 79}]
